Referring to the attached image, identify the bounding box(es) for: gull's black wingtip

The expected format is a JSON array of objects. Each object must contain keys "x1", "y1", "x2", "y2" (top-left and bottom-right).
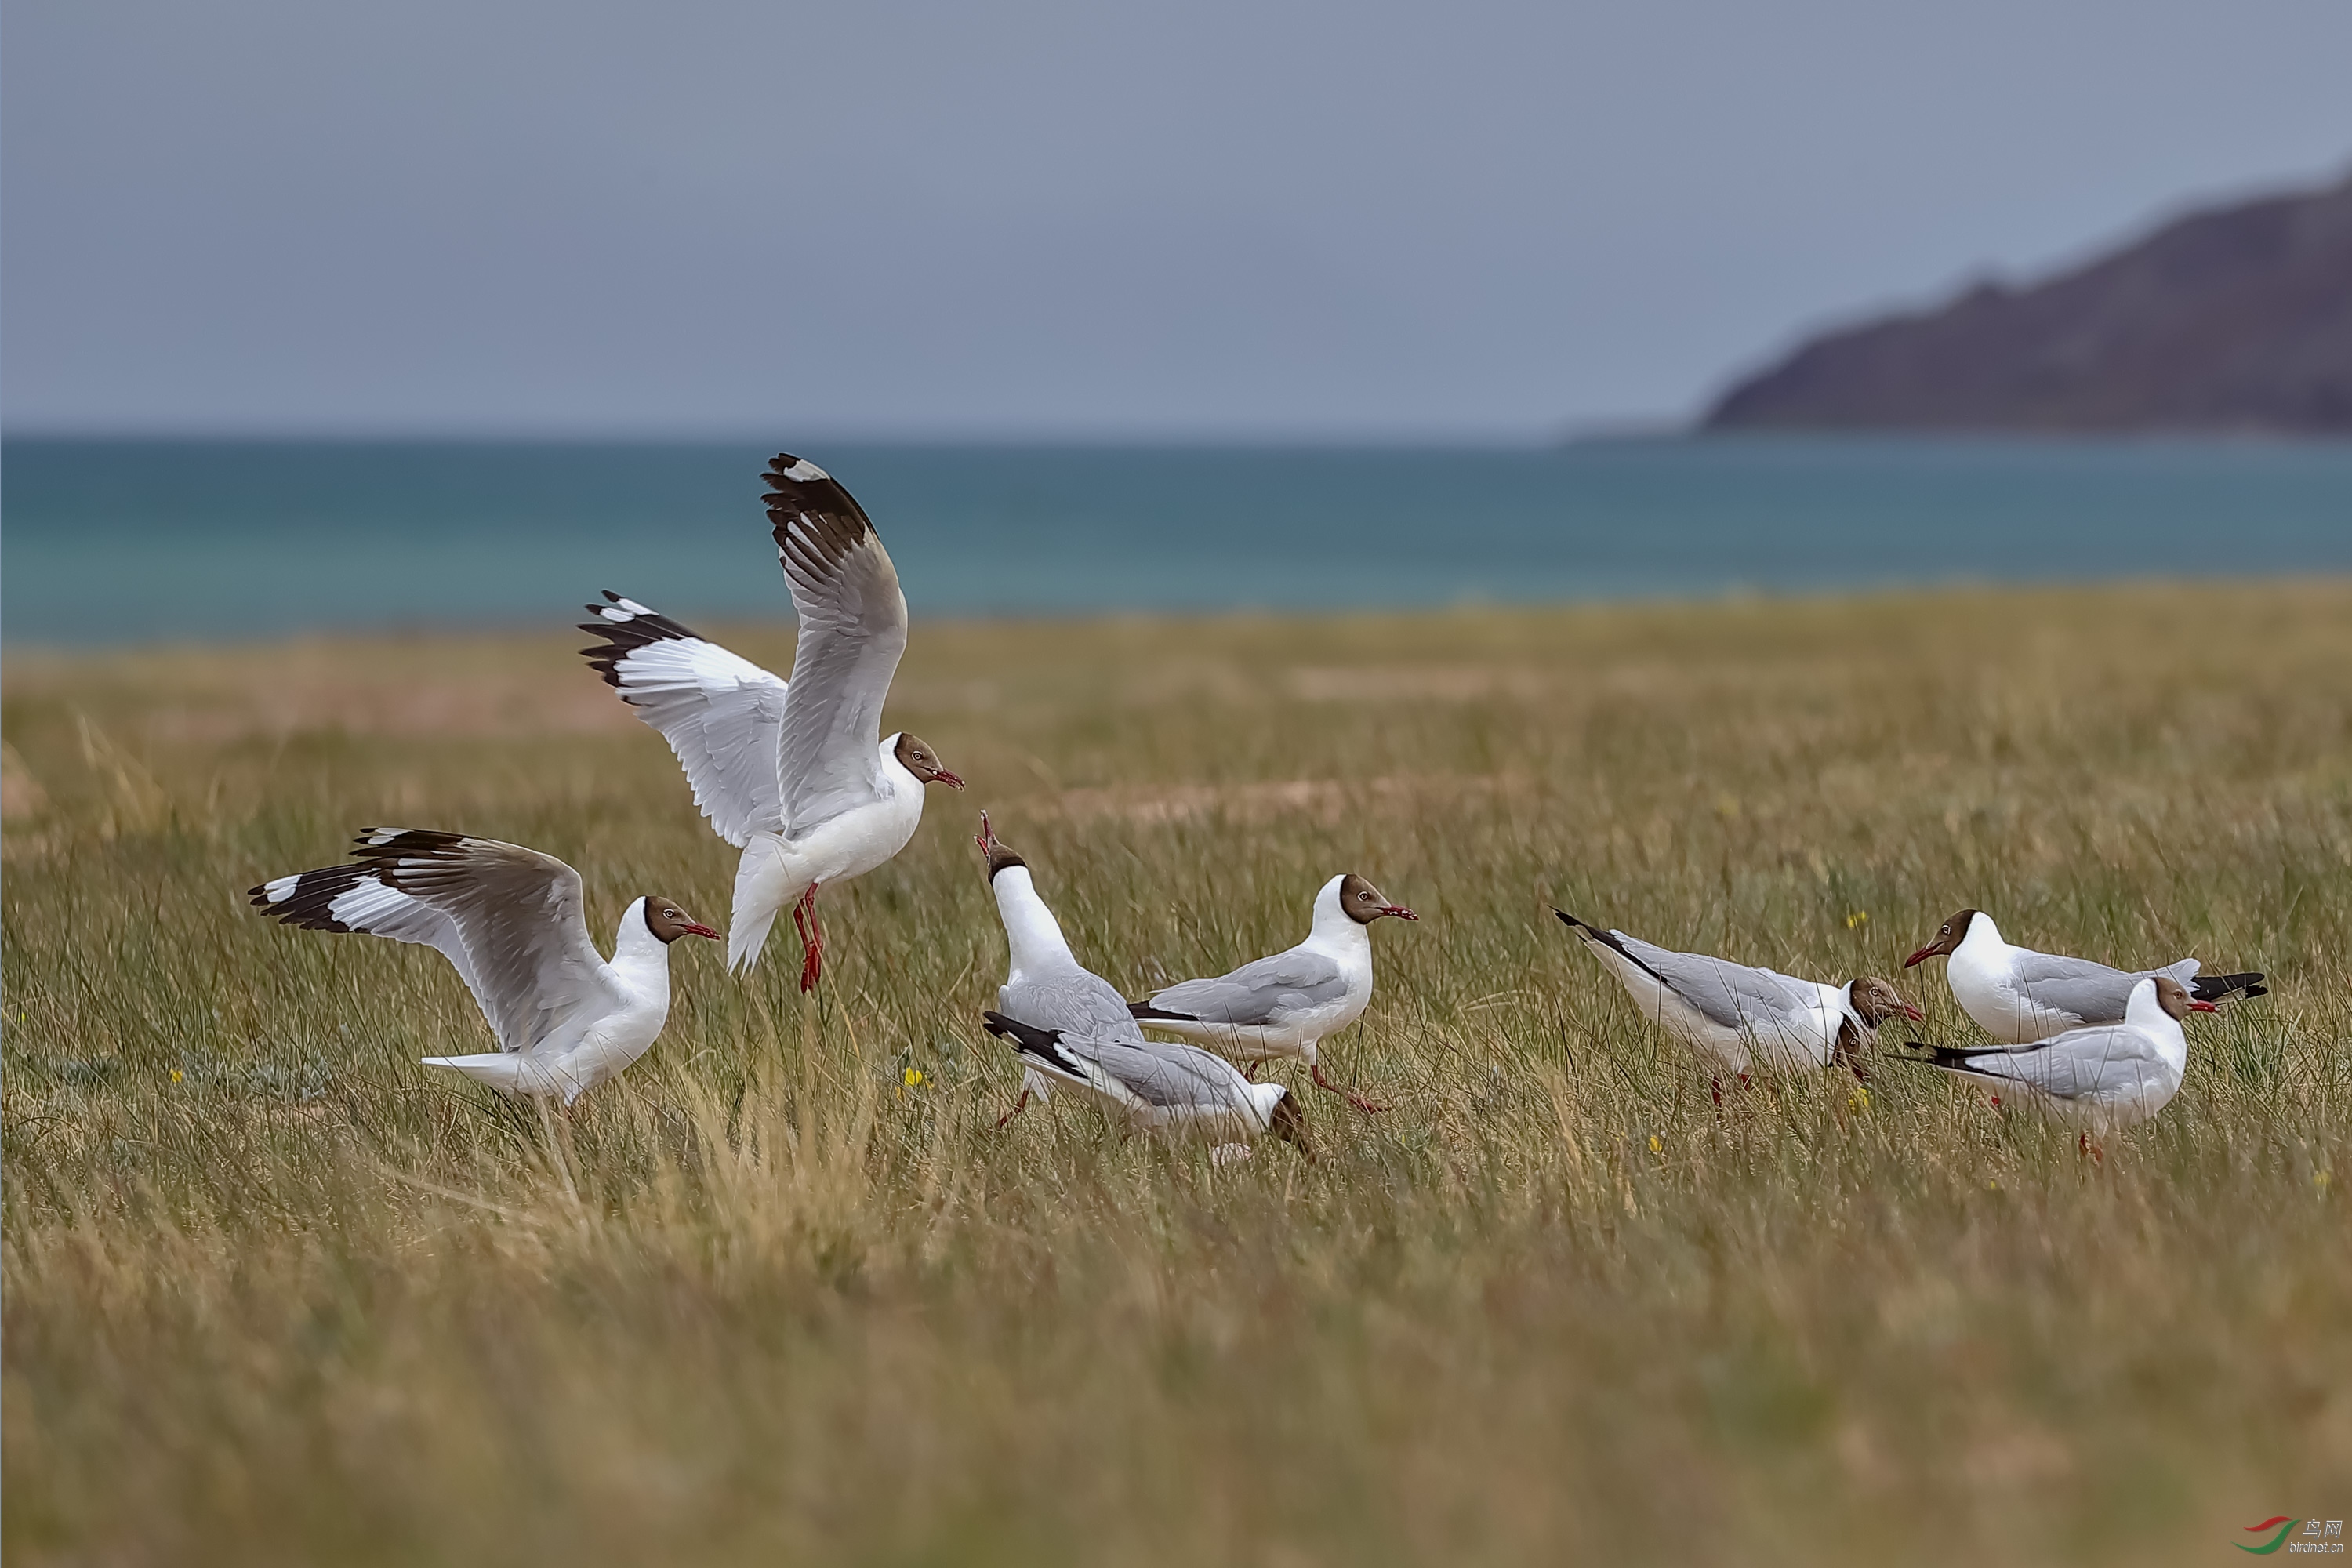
[{"x1": 982, "y1": 1010, "x2": 1058, "y2": 1047}]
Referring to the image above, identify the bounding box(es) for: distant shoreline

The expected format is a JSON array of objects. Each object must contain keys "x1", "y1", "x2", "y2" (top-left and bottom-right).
[{"x1": 8, "y1": 437, "x2": 2350, "y2": 647}]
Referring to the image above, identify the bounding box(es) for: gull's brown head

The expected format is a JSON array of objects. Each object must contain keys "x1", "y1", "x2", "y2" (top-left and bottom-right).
[
  {"x1": 1904, "y1": 909, "x2": 1978, "y2": 968},
  {"x1": 2153, "y1": 975, "x2": 2218, "y2": 1022},
  {"x1": 642, "y1": 895, "x2": 720, "y2": 944},
  {"x1": 1338, "y1": 873, "x2": 1417, "y2": 925},
  {"x1": 975, "y1": 811, "x2": 1026, "y2": 880},
  {"x1": 1847, "y1": 975, "x2": 1925, "y2": 1028},
  {"x1": 1268, "y1": 1090, "x2": 1317, "y2": 1163},
  {"x1": 894, "y1": 732, "x2": 964, "y2": 790}
]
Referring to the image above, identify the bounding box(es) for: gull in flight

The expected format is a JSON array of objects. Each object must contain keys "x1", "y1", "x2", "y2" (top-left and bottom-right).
[
  {"x1": 1902, "y1": 908, "x2": 2264, "y2": 1044},
  {"x1": 580, "y1": 453, "x2": 963, "y2": 988},
  {"x1": 1556, "y1": 911, "x2": 1922, "y2": 1096},
  {"x1": 1906, "y1": 973, "x2": 2214, "y2": 1157},
  {"x1": 249, "y1": 829, "x2": 717, "y2": 1104},
  {"x1": 976, "y1": 813, "x2": 1312, "y2": 1156},
  {"x1": 1129, "y1": 873, "x2": 1416, "y2": 1113}
]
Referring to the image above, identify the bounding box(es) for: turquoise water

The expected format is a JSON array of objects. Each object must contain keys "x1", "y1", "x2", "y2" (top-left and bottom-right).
[{"x1": 4, "y1": 437, "x2": 2349, "y2": 644}]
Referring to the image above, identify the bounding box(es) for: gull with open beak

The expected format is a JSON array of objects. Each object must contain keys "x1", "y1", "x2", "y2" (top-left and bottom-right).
[{"x1": 975, "y1": 814, "x2": 1313, "y2": 1157}]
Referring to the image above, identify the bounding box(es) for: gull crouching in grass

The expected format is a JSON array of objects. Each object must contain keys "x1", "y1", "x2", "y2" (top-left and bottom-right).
[
  {"x1": 579, "y1": 452, "x2": 963, "y2": 989},
  {"x1": 249, "y1": 829, "x2": 717, "y2": 1105},
  {"x1": 1555, "y1": 911, "x2": 1922, "y2": 1097},
  {"x1": 1904, "y1": 974, "x2": 2214, "y2": 1159},
  {"x1": 974, "y1": 811, "x2": 1309, "y2": 1158},
  {"x1": 981, "y1": 1012, "x2": 1315, "y2": 1159},
  {"x1": 1129, "y1": 873, "x2": 1416, "y2": 1114},
  {"x1": 1903, "y1": 908, "x2": 2266, "y2": 1044}
]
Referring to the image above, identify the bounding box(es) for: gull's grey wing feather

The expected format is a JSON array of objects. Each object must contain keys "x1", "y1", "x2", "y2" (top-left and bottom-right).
[
  {"x1": 1078, "y1": 1038, "x2": 1252, "y2": 1110},
  {"x1": 1930, "y1": 1024, "x2": 2169, "y2": 1101},
  {"x1": 1608, "y1": 931, "x2": 1814, "y2": 1034},
  {"x1": 1147, "y1": 949, "x2": 1348, "y2": 1026},
  {"x1": 343, "y1": 830, "x2": 623, "y2": 1053},
  {"x1": 2006, "y1": 951, "x2": 2150, "y2": 1024},
  {"x1": 1002, "y1": 965, "x2": 1147, "y2": 1042},
  {"x1": 765, "y1": 456, "x2": 909, "y2": 837},
  {"x1": 579, "y1": 595, "x2": 788, "y2": 847}
]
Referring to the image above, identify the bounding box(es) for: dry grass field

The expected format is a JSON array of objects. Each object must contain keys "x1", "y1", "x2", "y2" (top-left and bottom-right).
[{"x1": 5, "y1": 580, "x2": 2350, "y2": 1565}]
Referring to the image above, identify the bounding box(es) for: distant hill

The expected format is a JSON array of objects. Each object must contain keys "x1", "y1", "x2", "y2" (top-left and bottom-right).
[{"x1": 1704, "y1": 171, "x2": 2352, "y2": 435}]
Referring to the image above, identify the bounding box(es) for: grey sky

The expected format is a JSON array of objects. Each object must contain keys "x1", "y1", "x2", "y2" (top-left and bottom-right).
[{"x1": 5, "y1": 0, "x2": 2347, "y2": 438}]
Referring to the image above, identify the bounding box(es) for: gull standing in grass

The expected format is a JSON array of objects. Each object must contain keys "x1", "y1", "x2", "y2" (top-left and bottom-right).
[
  {"x1": 1128, "y1": 873, "x2": 1417, "y2": 1113},
  {"x1": 1904, "y1": 974, "x2": 2215, "y2": 1158},
  {"x1": 249, "y1": 829, "x2": 718, "y2": 1104},
  {"x1": 976, "y1": 814, "x2": 1312, "y2": 1156},
  {"x1": 579, "y1": 452, "x2": 964, "y2": 989},
  {"x1": 1555, "y1": 911, "x2": 1922, "y2": 1096},
  {"x1": 1902, "y1": 908, "x2": 2265, "y2": 1044}
]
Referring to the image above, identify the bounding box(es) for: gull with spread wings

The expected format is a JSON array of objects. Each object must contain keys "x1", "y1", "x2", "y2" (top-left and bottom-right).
[
  {"x1": 250, "y1": 829, "x2": 718, "y2": 1104},
  {"x1": 580, "y1": 454, "x2": 964, "y2": 987}
]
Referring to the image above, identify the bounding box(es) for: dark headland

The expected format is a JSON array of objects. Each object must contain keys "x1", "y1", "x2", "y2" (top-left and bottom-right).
[{"x1": 1704, "y1": 170, "x2": 2352, "y2": 435}]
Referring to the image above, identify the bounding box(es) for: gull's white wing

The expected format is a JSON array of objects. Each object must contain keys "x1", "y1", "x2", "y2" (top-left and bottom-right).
[
  {"x1": 252, "y1": 829, "x2": 626, "y2": 1054},
  {"x1": 764, "y1": 454, "x2": 909, "y2": 837},
  {"x1": 579, "y1": 593, "x2": 789, "y2": 847}
]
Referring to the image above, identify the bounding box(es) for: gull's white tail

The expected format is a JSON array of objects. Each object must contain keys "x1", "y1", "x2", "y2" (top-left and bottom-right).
[
  {"x1": 423, "y1": 1053, "x2": 568, "y2": 1101},
  {"x1": 728, "y1": 836, "x2": 793, "y2": 975}
]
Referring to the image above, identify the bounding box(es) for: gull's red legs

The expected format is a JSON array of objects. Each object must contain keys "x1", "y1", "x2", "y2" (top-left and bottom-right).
[
  {"x1": 1311, "y1": 1062, "x2": 1385, "y2": 1115},
  {"x1": 792, "y1": 882, "x2": 824, "y2": 993}
]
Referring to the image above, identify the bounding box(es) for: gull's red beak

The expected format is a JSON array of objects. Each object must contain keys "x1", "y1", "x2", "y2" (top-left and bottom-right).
[
  {"x1": 1902, "y1": 1002, "x2": 1926, "y2": 1022},
  {"x1": 682, "y1": 923, "x2": 721, "y2": 941},
  {"x1": 2189, "y1": 999, "x2": 2220, "y2": 1013},
  {"x1": 975, "y1": 810, "x2": 995, "y2": 854},
  {"x1": 1384, "y1": 904, "x2": 1419, "y2": 921},
  {"x1": 934, "y1": 769, "x2": 965, "y2": 790},
  {"x1": 1902, "y1": 946, "x2": 1936, "y2": 968}
]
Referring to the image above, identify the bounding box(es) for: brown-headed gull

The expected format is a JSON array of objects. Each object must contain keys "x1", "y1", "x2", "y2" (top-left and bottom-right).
[
  {"x1": 1128, "y1": 873, "x2": 1416, "y2": 1114},
  {"x1": 1555, "y1": 911, "x2": 1921, "y2": 1094},
  {"x1": 1902, "y1": 908, "x2": 2264, "y2": 1045},
  {"x1": 249, "y1": 829, "x2": 717, "y2": 1104},
  {"x1": 580, "y1": 453, "x2": 963, "y2": 989},
  {"x1": 1907, "y1": 973, "x2": 2214, "y2": 1156},
  {"x1": 975, "y1": 814, "x2": 1312, "y2": 1156}
]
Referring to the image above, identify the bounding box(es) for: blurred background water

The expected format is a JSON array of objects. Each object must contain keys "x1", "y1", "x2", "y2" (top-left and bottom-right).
[{"x1": 6, "y1": 436, "x2": 2350, "y2": 646}]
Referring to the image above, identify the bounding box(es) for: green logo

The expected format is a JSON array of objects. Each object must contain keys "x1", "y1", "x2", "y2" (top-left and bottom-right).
[{"x1": 2238, "y1": 1518, "x2": 2299, "y2": 1555}]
